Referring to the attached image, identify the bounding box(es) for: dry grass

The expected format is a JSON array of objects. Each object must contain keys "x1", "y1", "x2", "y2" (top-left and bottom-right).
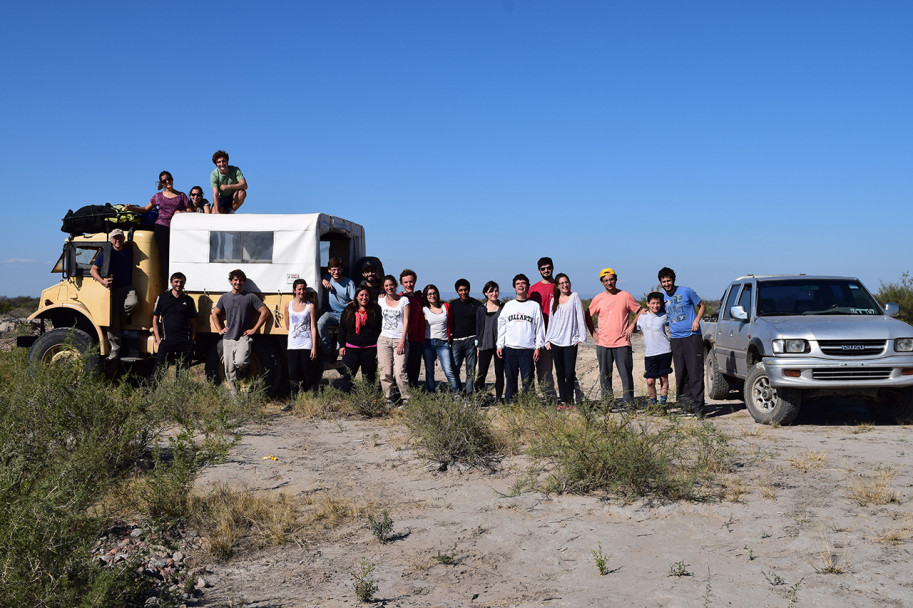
[
  {"x1": 872, "y1": 516, "x2": 913, "y2": 545},
  {"x1": 811, "y1": 532, "x2": 849, "y2": 574},
  {"x1": 849, "y1": 421, "x2": 875, "y2": 434},
  {"x1": 305, "y1": 492, "x2": 377, "y2": 528},
  {"x1": 786, "y1": 449, "x2": 828, "y2": 472},
  {"x1": 845, "y1": 467, "x2": 900, "y2": 507},
  {"x1": 719, "y1": 476, "x2": 750, "y2": 502},
  {"x1": 756, "y1": 474, "x2": 777, "y2": 500},
  {"x1": 192, "y1": 484, "x2": 304, "y2": 561}
]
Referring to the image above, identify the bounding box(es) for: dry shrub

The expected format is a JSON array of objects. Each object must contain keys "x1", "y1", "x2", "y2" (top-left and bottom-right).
[
  {"x1": 192, "y1": 484, "x2": 303, "y2": 561},
  {"x1": 846, "y1": 467, "x2": 900, "y2": 506},
  {"x1": 522, "y1": 409, "x2": 732, "y2": 500},
  {"x1": 787, "y1": 449, "x2": 828, "y2": 472},
  {"x1": 404, "y1": 391, "x2": 501, "y2": 470}
]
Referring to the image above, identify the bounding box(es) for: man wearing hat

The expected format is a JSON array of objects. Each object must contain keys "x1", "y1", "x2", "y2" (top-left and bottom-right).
[
  {"x1": 90, "y1": 229, "x2": 137, "y2": 360},
  {"x1": 585, "y1": 267, "x2": 641, "y2": 404}
]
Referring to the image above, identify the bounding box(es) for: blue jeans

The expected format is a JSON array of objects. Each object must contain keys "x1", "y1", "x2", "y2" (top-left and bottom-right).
[
  {"x1": 503, "y1": 347, "x2": 535, "y2": 402},
  {"x1": 423, "y1": 339, "x2": 459, "y2": 392},
  {"x1": 450, "y1": 336, "x2": 477, "y2": 394},
  {"x1": 317, "y1": 310, "x2": 341, "y2": 353}
]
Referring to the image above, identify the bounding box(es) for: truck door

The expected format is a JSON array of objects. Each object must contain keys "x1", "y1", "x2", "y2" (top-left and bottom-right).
[
  {"x1": 730, "y1": 283, "x2": 754, "y2": 376},
  {"x1": 714, "y1": 284, "x2": 742, "y2": 375}
]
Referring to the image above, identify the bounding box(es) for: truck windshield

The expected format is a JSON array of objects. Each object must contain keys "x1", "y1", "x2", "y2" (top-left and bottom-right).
[{"x1": 756, "y1": 279, "x2": 882, "y2": 317}]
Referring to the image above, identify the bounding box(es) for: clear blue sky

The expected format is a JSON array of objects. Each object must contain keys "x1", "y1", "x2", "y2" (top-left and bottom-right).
[{"x1": 2, "y1": 1, "x2": 911, "y2": 301}]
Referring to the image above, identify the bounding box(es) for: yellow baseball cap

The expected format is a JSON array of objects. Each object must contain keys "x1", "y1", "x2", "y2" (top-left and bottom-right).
[{"x1": 599, "y1": 267, "x2": 617, "y2": 279}]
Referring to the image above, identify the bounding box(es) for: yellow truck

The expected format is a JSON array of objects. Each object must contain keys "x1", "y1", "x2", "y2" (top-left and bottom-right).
[{"x1": 21, "y1": 213, "x2": 368, "y2": 391}]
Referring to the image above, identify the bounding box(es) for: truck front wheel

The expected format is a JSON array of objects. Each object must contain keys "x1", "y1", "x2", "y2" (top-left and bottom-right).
[
  {"x1": 871, "y1": 387, "x2": 913, "y2": 424},
  {"x1": 28, "y1": 328, "x2": 98, "y2": 372},
  {"x1": 704, "y1": 346, "x2": 731, "y2": 400},
  {"x1": 744, "y1": 363, "x2": 801, "y2": 425}
]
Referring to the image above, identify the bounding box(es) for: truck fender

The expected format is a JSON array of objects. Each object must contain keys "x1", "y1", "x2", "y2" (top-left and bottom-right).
[
  {"x1": 746, "y1": 337, "x2": 766, "y2": 368},
  {"x1": 28, "y1": 303, "x2": 105, "y2": 346}
]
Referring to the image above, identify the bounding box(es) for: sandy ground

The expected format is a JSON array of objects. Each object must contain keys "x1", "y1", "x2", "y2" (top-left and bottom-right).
[{"x1": 195, "y1": 335, "x2": 913, "y2": 608}]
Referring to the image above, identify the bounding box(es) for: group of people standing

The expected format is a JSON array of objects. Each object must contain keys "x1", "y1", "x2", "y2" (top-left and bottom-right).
[{"x1": 294, "y1": 256, "x2": 706, "y2": 416}]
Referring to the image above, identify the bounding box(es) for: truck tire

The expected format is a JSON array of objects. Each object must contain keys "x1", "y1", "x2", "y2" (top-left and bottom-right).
[
  {"x1": 744, "y1": 363, "x2": 801, "y2": 425},
  {"x1": 871, "y1": 387, "x2": 913, "y2": 424},
  {"x1": 205, "y1": 337, "x2": 283, "y2": 394},
  {"x1": 28, "y1": 328, "x2": 98, "y2": 372},
  {"x1": 704, "y1": 347, "x2": 731, "y2": 400}
]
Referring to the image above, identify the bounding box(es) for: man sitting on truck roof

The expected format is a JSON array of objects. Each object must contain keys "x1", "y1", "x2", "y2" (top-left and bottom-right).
[
  {"x1": 211, "y1": 269, "x2": 270, "y2": 393},
  {"x1": 90, "y1": 228, "x2": 137, "y2": 361},
  {"x1": 210, "y1": 150, "x2": 247, "y2": 214}
]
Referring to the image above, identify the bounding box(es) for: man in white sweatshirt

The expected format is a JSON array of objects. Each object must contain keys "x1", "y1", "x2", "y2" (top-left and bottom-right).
[{"x1": 497, "y1": 274, "x2": 547, "y2": 402}]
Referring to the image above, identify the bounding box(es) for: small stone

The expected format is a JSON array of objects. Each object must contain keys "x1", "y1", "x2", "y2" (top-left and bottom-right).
[
  {"x1": 130, "y1": 528, "x2": 144, "y2": 539},
  {"x1": 144, "y1": 597, "x2": 161, "y2": 607},
  {"x1": 195, "y1": 576, "x2": 208, "y2": 589},
  {"x1": 113, "y1": 553, "x2": 128, "y2": 563},
  {"x1": 173, "y1": 551, "x2": 184, "y2": 563}
]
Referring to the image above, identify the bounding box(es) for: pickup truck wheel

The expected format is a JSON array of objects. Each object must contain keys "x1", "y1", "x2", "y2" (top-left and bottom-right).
[
  {"x1": 871, "y1": 387, "x2": 913, "y2": 424},
  {"x1": 704, "y1": 347, "x2": 730, "y2": 400},
  {"x1": 28, "y1": 328, "x2": 98, "y2": 372},
  {"x1": 205, "y1": 338, "x2": 283, "y2": 395},
  {"x1": 744, "y1": 363, "x2": 801, "y2": 425}
]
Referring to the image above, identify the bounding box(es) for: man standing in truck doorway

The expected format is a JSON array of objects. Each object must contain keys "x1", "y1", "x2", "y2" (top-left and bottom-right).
[
  {"x1": 211, "y1": 269, "x2": 270, "y2": 393},
  {"x1": 658, "y1": 267, "x2": 706, "y2": 417},
  {"x1": 210, "y1": 150, "x2": 247, "y2": 213},
  {"x1": 152, "y1": 271, "x2": 197, "y2": 373},
  {"x1": 90, "y1": 228, "x2": 137, "y2": 361}
]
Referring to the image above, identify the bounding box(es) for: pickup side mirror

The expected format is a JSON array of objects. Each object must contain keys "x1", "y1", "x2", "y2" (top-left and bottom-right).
[
  {"x1": 730, "y1": 305, "x2": 748, "y2": 321},
  {"x1": 885, "y1": 303, "x2": 900, "y2": 318}
]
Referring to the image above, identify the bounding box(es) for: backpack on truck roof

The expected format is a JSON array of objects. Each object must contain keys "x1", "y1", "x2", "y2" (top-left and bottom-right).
[{"x1": 61, "y1": 203, "x2": 116, "y2": 236}]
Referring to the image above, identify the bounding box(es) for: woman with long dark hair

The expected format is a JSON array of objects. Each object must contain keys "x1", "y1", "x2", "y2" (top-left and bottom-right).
[
  {"x1": 545, "y1": 273, "x2": 587, "y2": 408},
  {"x1": 337, "y1": 285, "x2": 382, "y2": 391},
  {"x1": 421, "y1": 284, "x2": 459, "y2": 392},
  {"x1": 475, "y1": 280, "x2": 504, "y2": 403},
  {"x1": 128, "y1": 170, "x2": 187, "y2": 284},
  {"x1": 285, "y1": 278, "x2": 318, "y2": 401}
]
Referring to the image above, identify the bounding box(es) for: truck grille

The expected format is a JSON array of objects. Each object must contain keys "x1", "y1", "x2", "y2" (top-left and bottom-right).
[
  {"x1": 811, "y1": 368, "x2": 892, "y2": 381},
  {"x1": 818, "y1": 340, "x2": 886, "y2": 357}
]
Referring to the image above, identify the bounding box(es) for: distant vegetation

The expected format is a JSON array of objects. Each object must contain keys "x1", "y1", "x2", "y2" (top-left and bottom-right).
[
  {"x1": 0, "y1": 296, "x2": 39, "y2": 317},
  {"x1": 876, "y1": 272, "x2": 913, "y2": 325}
]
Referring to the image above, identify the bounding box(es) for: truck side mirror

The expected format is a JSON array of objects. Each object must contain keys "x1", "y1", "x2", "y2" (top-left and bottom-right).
[
  {"x1": 730, "y1": 305, "x2": 748, "y2": 321},
  {"x1": 885, "y1": 303, "x2": 900, "y2": 317}
]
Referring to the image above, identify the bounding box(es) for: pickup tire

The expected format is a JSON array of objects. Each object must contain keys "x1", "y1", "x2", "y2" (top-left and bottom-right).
[
  {"x1": 205, "y1": 337, "x2": 283, "y2": 394},
  {"x1": 871, "y1": 387, "x2": 913, "y2": 424},
  {"x1": 704, "y1": 347, "x2": 730, "y2": 400},
  {"x1": 28, "y1": 328, "x2": 98, "y2": 372},
  {"x1": 744, "y1": 363, "x2": 801, "y2": 425}
]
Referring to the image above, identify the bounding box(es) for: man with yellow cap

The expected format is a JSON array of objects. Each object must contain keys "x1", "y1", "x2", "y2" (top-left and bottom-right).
[{"x1": 585, "y1": 267, "x2": 641, "y2": 404}]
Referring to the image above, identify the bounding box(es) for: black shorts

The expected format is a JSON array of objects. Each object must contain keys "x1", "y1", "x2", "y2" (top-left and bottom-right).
[{"x1": 643, "y1": 352, "x2": 673, "y2": 379}]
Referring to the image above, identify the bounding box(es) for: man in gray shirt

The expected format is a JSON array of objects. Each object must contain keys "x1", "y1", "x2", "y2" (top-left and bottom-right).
[{"x1": 211, "y1": 269, "x2": 270, "y2": 392}]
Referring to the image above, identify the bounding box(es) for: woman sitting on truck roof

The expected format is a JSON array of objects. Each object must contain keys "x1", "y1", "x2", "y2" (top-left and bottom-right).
[
  {"x1": 337, "y1": 285, "x2": 382, "y2": 393},
  {"x1": 187, "y1": 185, "x2": 212, "y2": 213},
  {"x1": 127, "y1": 170, "x2": 187, "y2": 284}
]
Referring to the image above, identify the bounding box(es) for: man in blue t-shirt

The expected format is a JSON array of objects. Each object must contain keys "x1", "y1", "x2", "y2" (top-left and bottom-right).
[
  {"x1": 658, "y1": 267, "x2": 706, "y2": 416},
  {"x1": 318, "y1": 257, "x2": 356, "y2": 355}
]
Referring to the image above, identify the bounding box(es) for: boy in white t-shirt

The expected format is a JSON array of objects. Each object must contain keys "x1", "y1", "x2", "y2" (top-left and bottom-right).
[{"x1": 635, "y1": 292, "x2": 673, "y2": 405}]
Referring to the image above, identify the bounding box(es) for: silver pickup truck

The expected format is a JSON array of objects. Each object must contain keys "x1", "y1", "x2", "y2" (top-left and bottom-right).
[{"x1": 702, "y1": 275, "x2": 913, "y2": 425}]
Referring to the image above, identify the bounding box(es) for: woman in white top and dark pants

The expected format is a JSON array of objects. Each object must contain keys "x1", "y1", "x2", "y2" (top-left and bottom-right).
[
  {"x1": 545, "y1": 273, "x2": 587, "y2": 407},
  {"x1": 286, "y1": 278, "x2": 318, "y2": 398},
  {"x1": 421, "y1": 284, "x2": 459, "y2": 393}
]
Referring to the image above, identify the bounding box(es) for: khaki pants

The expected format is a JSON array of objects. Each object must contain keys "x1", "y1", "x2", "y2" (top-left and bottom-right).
[
  {"x1": 377, "y1": 335, "x2": 410, "y2": 401},
  {"x1": 223, "y1": 335, "x2": 252, "y2": 391},
  {"x1": 107, "y1": 286, "x2": 137, "y2": 356}
]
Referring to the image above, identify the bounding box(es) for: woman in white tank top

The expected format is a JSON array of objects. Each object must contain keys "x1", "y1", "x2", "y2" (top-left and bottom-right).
[{"x1": 285, "y1": 279, "x2": 318, "y2": 403}]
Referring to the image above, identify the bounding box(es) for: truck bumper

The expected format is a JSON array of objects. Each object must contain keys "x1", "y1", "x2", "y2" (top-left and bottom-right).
[{"x1": 763, "y1": 355, "x2": 913, "y2": 389}]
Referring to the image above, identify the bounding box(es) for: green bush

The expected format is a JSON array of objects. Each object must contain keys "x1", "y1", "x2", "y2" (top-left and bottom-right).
[
  {"x1": 876, "y1": 272, "x2": 913, "y2": 325},
  {"x1": 528, "y1": 410, "x2": 731, "y2": 500},
  {"x1": 0, "y1": 351, "x2": 258, "y2": 606},
  {"x1": 404, "y1": 391, "x2": 500, "y2": 470}
]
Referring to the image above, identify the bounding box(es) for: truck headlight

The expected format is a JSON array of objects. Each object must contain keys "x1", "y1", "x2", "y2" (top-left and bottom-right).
[
  {"x1": 772, "y1": 339, "x2": 809, "y2": 354},
  {"x1": 895, "y1": 338, "x2": 913, "y2": 352}
]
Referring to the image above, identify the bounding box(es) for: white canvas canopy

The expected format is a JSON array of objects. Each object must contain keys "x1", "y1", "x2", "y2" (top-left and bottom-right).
[{"x1": 169, "y1": 213, "x2": 366, "y2": 295}]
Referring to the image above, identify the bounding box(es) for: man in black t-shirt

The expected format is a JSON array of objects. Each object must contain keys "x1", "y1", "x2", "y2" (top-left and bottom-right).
[
  {"x1": 153, "y1": 272, "x2": 198, "y2": 372},
  {"x1": 449, "y1": 278, "x2": 482, "y2": 395}
]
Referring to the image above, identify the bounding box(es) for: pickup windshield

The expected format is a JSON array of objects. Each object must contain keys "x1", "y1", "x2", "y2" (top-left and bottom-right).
[{"x1": 756, "y1": 279, "x2": 882, "y2": 317}]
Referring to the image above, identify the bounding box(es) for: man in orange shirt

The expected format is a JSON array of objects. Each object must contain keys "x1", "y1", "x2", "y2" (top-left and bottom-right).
[{"x1": 586, "y1": 267, "x2": 641, "y2": 404}]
